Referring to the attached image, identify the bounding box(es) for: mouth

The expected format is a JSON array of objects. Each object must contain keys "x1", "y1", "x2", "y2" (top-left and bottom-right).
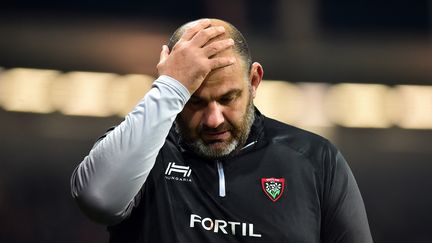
[{"x1": 201, "y1": 130, "x2": 230, "y2": 142}]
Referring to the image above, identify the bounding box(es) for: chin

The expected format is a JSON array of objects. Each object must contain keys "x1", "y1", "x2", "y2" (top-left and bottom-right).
[
  {"x1": 208, "y1": 141, "x2": 229, "y2": 151},
  {"x1": 193, "y1": 139, "x2": 239, "y2": 160}
]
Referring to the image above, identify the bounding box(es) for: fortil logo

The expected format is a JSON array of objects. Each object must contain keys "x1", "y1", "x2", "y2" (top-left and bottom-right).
[{"x1": 165, "y1": 162, "x2": 192, "y2": 182}]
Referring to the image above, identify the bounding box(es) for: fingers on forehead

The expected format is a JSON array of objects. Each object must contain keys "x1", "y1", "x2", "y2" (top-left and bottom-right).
[
  {"x1": 210, "y1": 56, "x2": 236, "y2": 70},
  {"x1": 181, "y1": 19, "x2": 211, "y2": 40},
  {"x1": 191, "y1": 26, "x2": 227, "y2": 47},
  {"x1": 204, "y1": 38, "x2": 234, "y2": 57}
]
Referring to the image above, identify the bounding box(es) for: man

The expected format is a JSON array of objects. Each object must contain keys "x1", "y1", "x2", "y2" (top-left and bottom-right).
[{"x1": 71, "y1": 18, "x2": 373, "y2": 242}]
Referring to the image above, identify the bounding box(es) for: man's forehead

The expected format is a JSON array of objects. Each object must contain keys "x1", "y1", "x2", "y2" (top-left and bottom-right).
[
  {"x1": 207, "y1": 42, "x2": 248, "y2": 76},
  {"x1": 195, "y1": 67, "x2": 248, "y2": 98},
  {"x1": 206, "y1": 55, "x2": 246, "y2": 81},
  {"x1": 192, "y1": 85, "x2": 245, "y2": 102}
]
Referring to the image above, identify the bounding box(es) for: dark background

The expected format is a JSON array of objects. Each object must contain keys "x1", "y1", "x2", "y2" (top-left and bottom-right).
[{"x1": 1, "y1": 1, "x2": 432, "y2": 242}]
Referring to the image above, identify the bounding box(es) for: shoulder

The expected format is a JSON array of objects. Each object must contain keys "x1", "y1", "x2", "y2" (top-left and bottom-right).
[{"x1": 261, "y1": 116, "x2": 338, "y2": 162}]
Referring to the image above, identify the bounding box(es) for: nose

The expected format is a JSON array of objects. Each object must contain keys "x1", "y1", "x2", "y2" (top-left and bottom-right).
[{"x1": 202, "y1": 101, "x2": 225, "y2": 128}]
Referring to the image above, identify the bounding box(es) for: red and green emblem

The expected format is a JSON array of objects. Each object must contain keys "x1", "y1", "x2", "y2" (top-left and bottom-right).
[{"x1": 261, "y1": 178, "x2": 285, "y2": 202}]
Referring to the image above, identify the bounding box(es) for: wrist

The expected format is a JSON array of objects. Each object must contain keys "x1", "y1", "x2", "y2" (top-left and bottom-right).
[{"x1": 157, "y1": 75, "x2": 191, "y2": 100}]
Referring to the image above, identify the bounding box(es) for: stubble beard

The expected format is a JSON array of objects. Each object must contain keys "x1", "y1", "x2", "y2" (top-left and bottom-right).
[{"x1": 176, "y1": 94, "x2": 255, "y2": 160}]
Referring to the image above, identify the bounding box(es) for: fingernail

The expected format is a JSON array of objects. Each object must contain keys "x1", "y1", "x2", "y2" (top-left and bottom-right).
[
  {"x1": 217, "y1": 26, "x2": 225, "y2": 32},
  {"x1": 229, "y1": 38, "x2": 234, "y2": 44}
]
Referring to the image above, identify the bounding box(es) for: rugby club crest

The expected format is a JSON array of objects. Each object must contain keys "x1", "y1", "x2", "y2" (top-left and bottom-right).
[{"x1": 261, "y1": 178, "x2": 285, "y2": 202}]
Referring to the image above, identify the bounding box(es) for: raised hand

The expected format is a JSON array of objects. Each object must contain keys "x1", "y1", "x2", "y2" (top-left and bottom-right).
[{"x1": 157, "y1": 19, "x2": 235, "y2": 94}]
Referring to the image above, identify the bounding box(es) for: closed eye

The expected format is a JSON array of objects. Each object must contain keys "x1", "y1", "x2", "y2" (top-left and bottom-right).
[
  {"x1": 188, "y1": 97, "x2": 206, "y2": 107},
  {"x1": 219, "y1": 96, "x2": 235, "y2": 105},
  {"x1": 218, "y1": 90, "x2": 242, "y2": 105}
]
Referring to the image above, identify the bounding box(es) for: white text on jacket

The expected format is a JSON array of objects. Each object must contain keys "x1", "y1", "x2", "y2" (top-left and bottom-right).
[{"x1": 189, "y1": 214, "x2": 262, "y2": 237}]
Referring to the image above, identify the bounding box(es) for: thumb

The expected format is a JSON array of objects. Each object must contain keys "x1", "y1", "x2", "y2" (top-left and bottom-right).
[{"x1": 159, "y1": 45, "x2": 169, "y2": 63}]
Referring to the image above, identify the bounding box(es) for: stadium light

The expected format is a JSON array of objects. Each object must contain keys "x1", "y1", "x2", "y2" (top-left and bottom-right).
[
  {"x1": 325, "y1": 83, "x2": 392, "y2": 128},
  {"x1": 0, "y1": 68, "x2": 60, "y2": 113},
  {"x1": 1, "y1": 67, "x2": 432, "y2": 130},
  {"x1": 389, "y1": 85, "x2": 432, "y2": 129}
]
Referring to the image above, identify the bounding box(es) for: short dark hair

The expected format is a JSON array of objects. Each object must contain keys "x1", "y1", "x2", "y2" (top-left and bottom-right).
[{"x1": 167, "y1": 20, "x2": 252, "y2": 72}]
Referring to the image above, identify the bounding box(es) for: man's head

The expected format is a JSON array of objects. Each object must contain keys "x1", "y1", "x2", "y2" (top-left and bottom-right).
[
  {"x1": 173, "y1": 19, "x2": 264, "y2": 160},
  {"x1": 168, "y1": 19, "x2": 252, "y2": 74}
]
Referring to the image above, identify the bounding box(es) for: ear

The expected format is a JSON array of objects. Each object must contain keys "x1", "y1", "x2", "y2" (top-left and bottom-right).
[{"x1": 249, "y1": 62, "x2": 264, "y2": 99}]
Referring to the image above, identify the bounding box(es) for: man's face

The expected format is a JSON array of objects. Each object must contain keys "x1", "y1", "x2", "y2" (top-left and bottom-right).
[{"x1": 176, "y1": 53, "x2": 255, "y2": 160}]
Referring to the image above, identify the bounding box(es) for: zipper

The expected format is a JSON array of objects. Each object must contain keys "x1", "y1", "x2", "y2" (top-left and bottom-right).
[
  {"x1": 216, "y1": 161, "x2": 226, "y2": 197},
  {"x1": 241, "y1": 141, "x2": 257, "y2": 151},
  {"x1": 215, "y1": 141, "x2": 257, "y2": 198}
]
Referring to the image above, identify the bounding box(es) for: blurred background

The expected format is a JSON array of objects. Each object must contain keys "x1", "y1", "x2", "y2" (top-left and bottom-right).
[{"x1": 1, "y1": 0, "x2": 431, "y2": 242}]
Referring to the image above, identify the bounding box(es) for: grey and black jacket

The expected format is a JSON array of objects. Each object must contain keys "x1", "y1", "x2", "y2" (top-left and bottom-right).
[{"x1": 71, "y1": 75, "x2": 373, "y2": 243}]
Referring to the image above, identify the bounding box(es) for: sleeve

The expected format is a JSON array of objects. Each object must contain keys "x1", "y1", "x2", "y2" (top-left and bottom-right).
[
  {"x1": 321, "y1": 146, "x2": 373, "y2": 243},
  {"x1": 70, "y1": 75, "x2": 190, "y2": 225}
]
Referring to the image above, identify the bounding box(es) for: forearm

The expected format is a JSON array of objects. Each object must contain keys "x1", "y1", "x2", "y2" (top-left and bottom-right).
[{"x1": 70, "y1": 75, "x2": 190, "y2": 225}]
